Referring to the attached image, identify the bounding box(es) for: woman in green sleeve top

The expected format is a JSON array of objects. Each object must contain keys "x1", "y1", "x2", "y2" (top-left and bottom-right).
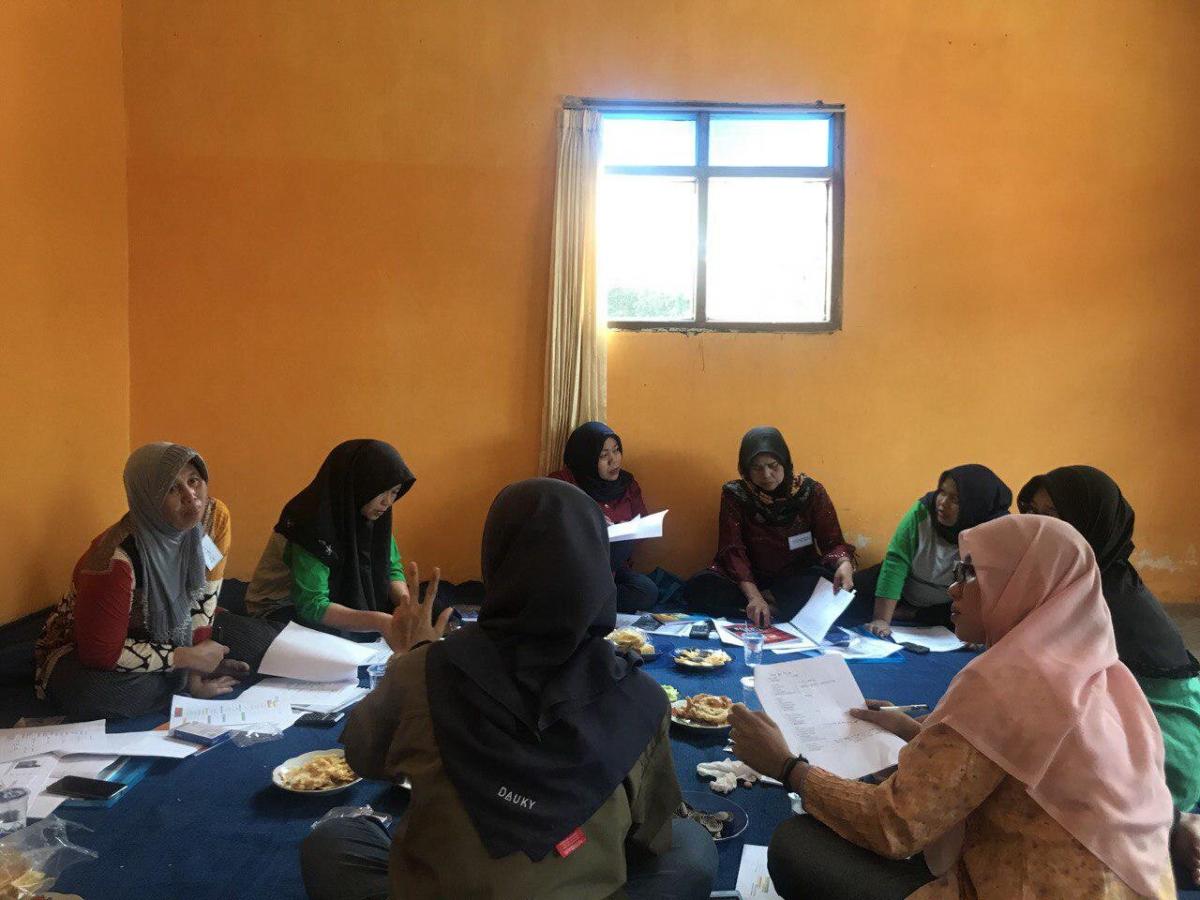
[
  {"x1": 852, "y1": 464, "x2": 1012, "y2": 637},
  {"x1": 246, "y1": 439, "x2": 416, "y2": 638}
]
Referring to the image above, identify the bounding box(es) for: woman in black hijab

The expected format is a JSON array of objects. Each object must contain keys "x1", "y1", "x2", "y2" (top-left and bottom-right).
[
  {"x1": 850, "y1": 464, "x2": 1012, "y2": 637},
  {"x1": 684, "y1": 427, "x2": 856, "y2": 626},
  {"x1": 245, "y1": 439, "x2": 416, "y2": 638},
  {"x1": 300, "y1": 479, "x2": 717, "y2": 900},
  {"x1": 549, "y1": 421, "x2": 659, "y2": 612},
  {"x1": 1019, "y1": 465, "x2": 1200, "y2": 817}
]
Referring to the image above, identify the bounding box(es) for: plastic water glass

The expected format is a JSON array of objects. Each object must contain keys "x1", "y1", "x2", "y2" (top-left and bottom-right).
[
  {"x1": 367, "y1": 663, "x2": 388, "y2": 691},
  {"x1": 742, "y1": 629, "x2": 765, "y2": 670},
  {"x1": 0, "y1": 787, "x2": 29, "y2": 836}
]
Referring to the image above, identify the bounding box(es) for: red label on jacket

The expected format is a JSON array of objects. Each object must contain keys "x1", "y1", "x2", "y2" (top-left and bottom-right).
[{"x1": 555, "y1": 827, "x2": 586, "y2": 858}]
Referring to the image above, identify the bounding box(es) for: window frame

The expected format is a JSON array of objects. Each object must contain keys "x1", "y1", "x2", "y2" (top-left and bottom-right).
[{"x1": 582, "y1": 98, "x2": 846, "y2": 334}]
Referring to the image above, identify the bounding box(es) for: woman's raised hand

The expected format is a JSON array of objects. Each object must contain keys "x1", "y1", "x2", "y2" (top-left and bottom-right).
[{"x1": 385, "y1": 561, "x2": 454, "y2": 652}]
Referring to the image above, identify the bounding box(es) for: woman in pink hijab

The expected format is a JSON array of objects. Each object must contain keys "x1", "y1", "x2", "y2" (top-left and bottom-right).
[{"x1": 730, "y1": 515, "x2": 1176, "y2": 899}]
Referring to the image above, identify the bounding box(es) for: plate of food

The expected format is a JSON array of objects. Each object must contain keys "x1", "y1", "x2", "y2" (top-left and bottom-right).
[
  {"x1": 273, "y1": 749, "x2": 362, "y2": 794},
  {"x1": 606, "y1": 627, "x2": 656, "y2": 659},
  {"x1": 677, "y1": 790, "x2": 748, "y2": 842},
  {"x1": 673, "y1": 647, "x2": 731, "y2": 669},
  {"x1": 671, "y1": 694, "x2": 733, "y2": 731}
]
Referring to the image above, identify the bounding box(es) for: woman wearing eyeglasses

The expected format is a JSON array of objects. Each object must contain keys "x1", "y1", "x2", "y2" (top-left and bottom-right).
[{"x1": 730, "y1": 515, "x2": 1176, "y2": 899}]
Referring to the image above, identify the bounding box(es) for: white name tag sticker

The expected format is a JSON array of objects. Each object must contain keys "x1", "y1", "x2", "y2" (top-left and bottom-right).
[
  {"x1": 788, "y1": 531, "x2": 814, "y2": 551},
  {"x1": 201, "y1": 534, "x2": 225, "y2": 569}
]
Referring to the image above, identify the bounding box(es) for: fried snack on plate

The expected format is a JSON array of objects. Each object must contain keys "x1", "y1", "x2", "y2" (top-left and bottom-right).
[
  {"x1": 679, "y1": 693, "x2": 734, "y2": 726},
  {"x1": 674, "y1": 648, "x2": 731, "y2": 667},
  {"x1": 285, "y1": 752, "x2": 357, "y2": 791},
  {"x1": 606, "y1": 627, "x2": 654, "y2": 656}
]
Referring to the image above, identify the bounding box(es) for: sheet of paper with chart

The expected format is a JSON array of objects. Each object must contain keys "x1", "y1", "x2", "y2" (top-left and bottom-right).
[{"x1": 753, "y1": 655, "x2": 906, "y2": 779}]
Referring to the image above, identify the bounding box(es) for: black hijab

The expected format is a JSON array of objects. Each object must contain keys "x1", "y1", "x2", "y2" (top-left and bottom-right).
[
  {"x1": 723, "y1": 426, "x2": 814, "y2": 527},
  {"x1": 426, "y1": 478, "x2": 668, "y2": 860},
  {"x1": 921, "y1": 464, "x2": 1012, "y2": 543},
  {"x1": 275, "y1": 439, "x2": 414, "y2": 613},
  {"x1": 562, "y1": 421, "x2": 632, "y2": 503},
  {"x1": 1018, "y1": 466, "x2": 1197, "y2": 680}
]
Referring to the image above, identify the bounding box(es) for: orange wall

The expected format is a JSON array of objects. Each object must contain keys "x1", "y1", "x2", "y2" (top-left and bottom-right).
[
  {"x1": 0, "y1": 2, "x2": 130, "y2": 624},
  {"x1": 123, "y1": 1, "x2": 1200, "y2": 599}
]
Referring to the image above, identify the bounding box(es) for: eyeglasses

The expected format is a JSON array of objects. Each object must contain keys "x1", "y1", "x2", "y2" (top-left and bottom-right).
[{"x1": 952, "y1": 559, "x2": 976, "y2": 584}]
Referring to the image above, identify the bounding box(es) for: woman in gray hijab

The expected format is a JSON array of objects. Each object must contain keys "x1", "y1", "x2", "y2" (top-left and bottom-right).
[{"x1": 35, "y1": 443, "x2": 283, "y2": 719}]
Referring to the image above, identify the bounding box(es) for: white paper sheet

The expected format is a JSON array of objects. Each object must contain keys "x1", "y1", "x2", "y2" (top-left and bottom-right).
[
  {"x1": 168, "y1": 693, "x2": 298, "y2": 730},
  {"x1": 107, "y1": 732, "x2": 200, "y2": 759},
  {"x1": 258, "y1": 621, "x2": 377, "y2": 682},
  {"x1": 889, "y1": 625, "x2": 965, "y2": 652},
  {"x1": 752, "y1": 655, "x2": 906, "y2": 779},
  {"x1": 0, "y1": 755, "x2": 56, "y2": 799},
  {"x1": 0, "y1": 720, "x2": 107, "y2": 764},
  {"x1": 823, "y1": 628, "x2": 905, "y2": 659},
  {"x1": 787, "y1": 578, "x2": 856, "y2": 644},
  {"x1": 606, "y1": 510, "x2": 668, "y2": 543},
  {"x1": 241, "y1": 678, "x2": 366, "y2": 713},
  {"x1": 736, "y1": 845, "x2": 784, "y2": 900},
  {"x1": 359, "y1": 638, "x2": 394, "y2": 666},
  {"x1": 50, "y1": 754, "x2": 121, "y2": 779}
]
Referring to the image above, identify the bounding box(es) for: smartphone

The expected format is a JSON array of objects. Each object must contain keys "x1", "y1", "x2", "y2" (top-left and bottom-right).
[
  {"x1": 688, "y1": 621, "x2": 712, "y2": 639},
  {"x1": 45, "y1": 776, "x2": 126, "y2": 800},
  {"x1": 899, "y1": 641, "x2": 931, "y2": 655},
  {"x1": 296, "y1": 710, "x2": 345, "y2": 726}
]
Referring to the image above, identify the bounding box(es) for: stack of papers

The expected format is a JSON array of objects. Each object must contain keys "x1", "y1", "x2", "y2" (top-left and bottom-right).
[
  {"x1": 606, "y1": 510, "x2": 668, "y2": 543},
  {"x1": 168, "y1": 693, "x2": 300, "y2": 731},
  {"x1": 712, "y1": 578, "x2": 856, "y2": 654},
  {"x1": 736, "y1": 845, "x2": 784, "y2": 899},
  {"x1": 889, "y1": 625, "x2": 965, "y2": 652}
]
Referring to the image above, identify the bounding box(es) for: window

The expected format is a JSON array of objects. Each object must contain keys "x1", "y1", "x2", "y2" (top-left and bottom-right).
[{"x1": 594, "y1": 102, "x2": 845, "y2": 332}]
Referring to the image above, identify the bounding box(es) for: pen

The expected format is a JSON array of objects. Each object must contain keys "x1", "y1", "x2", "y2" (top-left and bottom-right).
[{"x1": 876, "y1": 703, "x2": 928, "y2": 712}]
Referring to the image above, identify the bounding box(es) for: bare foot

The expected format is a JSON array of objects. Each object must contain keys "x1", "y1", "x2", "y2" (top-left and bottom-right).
[{"x1": 1172, "y1": 811, "x2": 1200, "y2": 887}]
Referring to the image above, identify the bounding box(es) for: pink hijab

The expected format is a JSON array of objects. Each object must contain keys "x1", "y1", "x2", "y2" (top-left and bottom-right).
[{"x1": 924, "y1": 515, "x2": 1173, "y2": 897}]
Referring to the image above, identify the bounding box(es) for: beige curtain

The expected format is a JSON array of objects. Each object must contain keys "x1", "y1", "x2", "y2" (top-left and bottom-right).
[{"x1": 538, "y1": 107, "x2": 606, "y2": 474}]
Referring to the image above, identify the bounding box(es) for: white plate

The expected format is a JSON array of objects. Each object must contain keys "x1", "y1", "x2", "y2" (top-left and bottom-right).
[
  {"x1": 670, "y1": 698, "x2": 732, "y2": 731},
  {"x1": 273, "y1": 748, "x2": 362, "y2": 795}
]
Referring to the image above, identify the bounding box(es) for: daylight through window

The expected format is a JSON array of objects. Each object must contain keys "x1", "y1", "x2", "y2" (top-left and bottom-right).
[{"x1": 595, "y1": 103, "x2": 844, "y2": 331}]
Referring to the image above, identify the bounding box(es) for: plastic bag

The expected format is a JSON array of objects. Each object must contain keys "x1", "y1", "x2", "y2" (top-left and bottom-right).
[
  {"x1": 311, "y1": 806, "x2": 392, "y2": 830},
  {"x1": 0, "y1": 816, "x2": 96, "y2": 899},
  {"x1": 230, "y1": 723, "x2": 284, "y2": 748}
]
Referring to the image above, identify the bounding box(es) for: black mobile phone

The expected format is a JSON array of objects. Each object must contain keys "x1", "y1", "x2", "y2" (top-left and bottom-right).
[
  {"x1": 688, "y1": 621, "x2": 712, "y2": 639},
  {"x1": 45, "y1": 775, "x2": 126, "y2": 800},
  {"x1": 296, "y1": 710, "x2": 345, "y2": 726},
  {"x1": 899, "y1": 641, "x2": 931, "y2": 655}
]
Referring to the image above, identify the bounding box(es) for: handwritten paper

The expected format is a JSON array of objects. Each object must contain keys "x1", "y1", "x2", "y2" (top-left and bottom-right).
[
  {"x1": 753, "y1": 655, "x2": 906, "y2": 779},
  {"x1": 787, "y1": 578, "x2": 856, "y2": 644},
  {"x1": 889, "y1": 625, "x2": 965, "y2": 652},
  {"x1": 259, "y1": 621, "x2": 377, "y2": 682},
  {"x1": 0, "y1": 720, "x2": 107, "y2": 764},
  {"x1": 607, "y1": 510, "x2": 668, "y2": 543},
  {"x1": 736, "y1": 845, "x2": 784, "y2": 900}
]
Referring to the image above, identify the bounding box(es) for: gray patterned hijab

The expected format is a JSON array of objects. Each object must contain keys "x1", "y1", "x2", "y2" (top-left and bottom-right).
[{"x1": 123, "y1": 442, "x2": 208, "y2": 646}]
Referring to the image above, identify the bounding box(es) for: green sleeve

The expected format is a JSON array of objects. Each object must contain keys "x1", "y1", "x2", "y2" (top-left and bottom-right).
[
  {"x1": 389, "y1": 536, "x2": 405, "y2": 582},
  {"x1": 284, "y1": 542, "x2": 333, "y2": 626},
  {"x1": 875, "y1": 502, "x2": 927, "y2": 601}
]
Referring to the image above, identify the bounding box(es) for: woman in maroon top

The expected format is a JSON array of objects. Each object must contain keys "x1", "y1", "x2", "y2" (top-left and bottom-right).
[
  {"x1": 684, "y1": 427, "x2": 855, "y2": 627},
  {"x1": 548, "y1": 421, "x2": 659, "y2": 613}
]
